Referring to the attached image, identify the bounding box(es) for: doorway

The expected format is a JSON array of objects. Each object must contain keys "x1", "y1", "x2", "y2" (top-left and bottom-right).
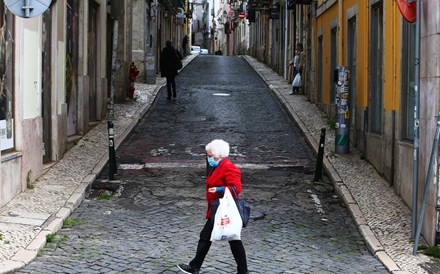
[
  {"x1": 42, "y1": 8, "x2": 52, "y2": 163},
  {"x1": 88, "y1": 2, "x2": 99, "y2": 122},
  {"x1": 66, "y1": 0, "x2": 79, "y2": 136}
]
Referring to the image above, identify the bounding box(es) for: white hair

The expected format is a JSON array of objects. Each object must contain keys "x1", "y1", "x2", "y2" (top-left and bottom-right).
[{"x1": 205, "y1": 139, "x2": 230, "y2": 158}]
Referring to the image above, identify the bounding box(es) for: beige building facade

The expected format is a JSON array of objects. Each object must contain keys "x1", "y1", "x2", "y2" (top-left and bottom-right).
[{"x1": 0, "y1": 0, "x2": 130, "y2": 209}]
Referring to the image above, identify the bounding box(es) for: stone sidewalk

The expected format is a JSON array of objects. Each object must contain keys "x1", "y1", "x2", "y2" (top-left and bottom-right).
[
  {"x1": 0, "y1": 54, "x2": 431, "y2": 274},
  {"x1": 243, "y1": 56, "x2": 430, "y2": 274}
]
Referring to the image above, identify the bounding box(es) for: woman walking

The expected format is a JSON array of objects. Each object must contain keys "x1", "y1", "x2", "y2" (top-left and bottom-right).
[{"x1": 178, "y1": 139, "x2": 249, "y2": 274}]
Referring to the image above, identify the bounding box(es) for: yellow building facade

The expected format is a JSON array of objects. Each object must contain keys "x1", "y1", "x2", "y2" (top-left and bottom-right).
[
  {"x1": 313, "y1": 0, "x2": 440, "y2": 245},
  {"x1": 246, "y1": 0, "x2": 440, "y2": 246}
]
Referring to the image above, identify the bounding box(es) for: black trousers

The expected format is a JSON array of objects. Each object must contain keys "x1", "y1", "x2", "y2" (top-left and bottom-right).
[
  {"x1": 166, "y1": 76, "x2": 176, "y2": 98},
  {"x1": 189, "y1": 220, "x2": 248, "y2": 273}
]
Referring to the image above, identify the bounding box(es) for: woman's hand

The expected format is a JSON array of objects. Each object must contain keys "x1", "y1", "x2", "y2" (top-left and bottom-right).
[{"x1": 208, "y1": 187, "x2": 224, "y2": 193}]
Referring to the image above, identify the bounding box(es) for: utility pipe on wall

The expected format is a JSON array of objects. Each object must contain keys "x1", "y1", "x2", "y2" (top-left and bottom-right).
[
  {"x1": 337, "y1": 0, "x2": 342, "y2": 65},
  {"x1": 108, "y1": 0, "x2": 120, "y2": 180},
  {"x1": 293, "y1": 4, "x2": 296, "y2": 69},
  {"x1": 411, "y1": 0, "x2": 421, "y2": 240},
  {"x1": 284, "y1": 0, "x2": 288, "y2": 79}
]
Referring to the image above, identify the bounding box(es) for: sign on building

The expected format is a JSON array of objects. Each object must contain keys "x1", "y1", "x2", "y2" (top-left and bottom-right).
[{"x1": 4, "y1": 0, "x2": 52, "y2": 18}]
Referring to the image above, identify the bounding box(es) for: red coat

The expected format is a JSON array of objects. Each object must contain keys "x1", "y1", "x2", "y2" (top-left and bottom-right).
[{"x1": 205, "y1": 158, "x2": 242, "y2": 219}]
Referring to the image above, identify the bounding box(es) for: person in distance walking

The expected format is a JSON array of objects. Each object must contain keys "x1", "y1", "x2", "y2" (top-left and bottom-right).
[{"x1": 160, "y1": 40, "x2": 182, "y2": 100}]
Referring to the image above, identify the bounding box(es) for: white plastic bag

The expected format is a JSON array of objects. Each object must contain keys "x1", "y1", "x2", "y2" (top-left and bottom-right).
[
  {"x1": 292, "y1": 73, "x2": 301, "y2": 87},
  {"x1": 210, "y1": 188, "x2": 243, "y2": 241}
]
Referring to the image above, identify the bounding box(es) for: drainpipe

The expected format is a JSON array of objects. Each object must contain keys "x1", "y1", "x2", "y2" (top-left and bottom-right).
[
  {"x1": 298, "y1": 5, "x2": 303, "y2": 44},
  {"x1": 108, "y1": 0, "x2": 120, "y2": 180},
  {"x1": 293, "y1": 4, "x2": 296, "y2": 66},
  {"x1": 145, "y1": 0, "x2": 157, "y2": 84},
  {"x1": 337, "y1": 0, "x2": 342, "y2": 65},
  {"x1": 284, "y1": 0, "x2": 288, "y2": 79},
  {"x1": 411, "y1": 0, "x2": 421, "y2": 240}
]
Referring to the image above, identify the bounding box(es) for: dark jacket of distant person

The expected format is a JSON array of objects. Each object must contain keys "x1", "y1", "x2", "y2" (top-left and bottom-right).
[{"x1": 160, "y1": 42, "x2": 180, "y2": 78}]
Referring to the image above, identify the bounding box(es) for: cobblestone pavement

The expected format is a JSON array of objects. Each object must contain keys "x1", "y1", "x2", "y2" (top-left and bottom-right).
[
  {"x1": 0, "y1": 55, "x2": 432, "y2": 274},
  {"x1": 16, "y1": 166, "x2": 388, "y2": 273}
]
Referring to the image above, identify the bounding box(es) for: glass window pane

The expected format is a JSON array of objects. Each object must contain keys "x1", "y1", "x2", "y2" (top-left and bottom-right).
[
  {"x1": 370, "y1": 3, "x2": 383, "y2": 133},
  {"x1": 404, "y1": 22, "x2": 416, "y2": 140},
  {"x1": 0, "y1": 5, "x2": 14, "y2": 151}
]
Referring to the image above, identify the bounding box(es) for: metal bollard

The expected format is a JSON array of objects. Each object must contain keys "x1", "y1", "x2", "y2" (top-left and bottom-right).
[
  {"x1": 108, "y1": 121, "x2": 117, "y2": 180},
  {"x1": 314, "y1": 128, "x2": 326, "y2": 182}
]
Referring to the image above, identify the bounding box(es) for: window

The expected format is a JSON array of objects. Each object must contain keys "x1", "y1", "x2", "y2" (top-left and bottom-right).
[
  {"x1": 0, "y1": 4, "x2": 14, "y2": 151},
  {"x1": 330, "y1": 27, "x2": 337, "y2": 104},
  {"x1": 369, "y1": 2, "x2": 383, "y2": 133},
  {"x1": 401, "y1": 21, "x2": 416, "y2": 141}
]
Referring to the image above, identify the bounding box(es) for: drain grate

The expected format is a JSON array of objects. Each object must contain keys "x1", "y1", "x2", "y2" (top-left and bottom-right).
[
  {"x1": 87, "y1": 179, "x2": 122, "y2": 199},
  {"x1": 421, "y1": 263, "x2": 440, "y2": 274},
  {"x1": 88, "y1": 188, "x2": 112, "y2": 199}
]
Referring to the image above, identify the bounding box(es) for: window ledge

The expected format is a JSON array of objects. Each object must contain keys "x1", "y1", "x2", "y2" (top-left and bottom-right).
[{"x1": 1, "y1": 151, "x2": 23, "y2": 163}]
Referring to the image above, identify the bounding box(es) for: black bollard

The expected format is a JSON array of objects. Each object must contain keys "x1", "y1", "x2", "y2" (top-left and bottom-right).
[
  {"x1": 108, "y1": 120, "x2": 117, "y2": 180},
  {"x1": 314, "y1": 128, "x2": 326, "y2": 182}
]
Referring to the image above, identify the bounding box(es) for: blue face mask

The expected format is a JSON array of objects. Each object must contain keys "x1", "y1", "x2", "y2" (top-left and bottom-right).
[{"x1": 207, "y1": 156, "x2": 219, "y2": 167}]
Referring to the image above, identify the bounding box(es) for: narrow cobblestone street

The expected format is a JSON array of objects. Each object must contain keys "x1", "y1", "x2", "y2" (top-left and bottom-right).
[{"x1": 15, "y1": 56, "x2": 389, "y2": 273}]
